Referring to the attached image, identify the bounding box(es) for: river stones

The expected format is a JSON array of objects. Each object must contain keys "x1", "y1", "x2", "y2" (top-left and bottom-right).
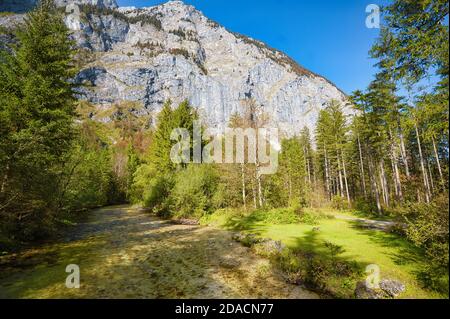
[{"x1": 355, "y1": 279, "x2": 405, "y2": 299}]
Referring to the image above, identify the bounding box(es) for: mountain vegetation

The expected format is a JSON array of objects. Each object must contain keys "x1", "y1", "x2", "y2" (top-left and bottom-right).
[{"x1": 0, "y1": 0, "x2": 448, "y2": 298}]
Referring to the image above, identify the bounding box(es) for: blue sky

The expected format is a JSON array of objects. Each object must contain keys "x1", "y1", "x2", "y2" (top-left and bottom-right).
[{"x1": 117, "y1": 0, "x2": 388, "y2": 94}]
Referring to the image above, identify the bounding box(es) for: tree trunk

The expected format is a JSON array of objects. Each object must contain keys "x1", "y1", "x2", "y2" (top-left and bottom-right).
[
  {"x1": 415, "y1": 123, "x2": 431, "y2": 203},
  {"x1": 324, "y1": 145, "x2": 331, "y2": 199},
  {"x1": 251, "y1": 177, "x2": 257, "y2": 209},
  {"x1": 427, "y1": 160, "x2": 435, "y2": 193},
  {"x1": 255, "y1": 164, "x2": 264, "y2": 208},
  {"x1": 398, "y1": 125, "x2": 410, "y2": 178},
  {"x1": 241, "y1": 164, "x2": 247, "y2": 210},
  {"x1": 379, "y1": 159, "x2": 390, "y2": 207},
  {"x1": 432, "y1": 136, "x2": 445, "y2": 187},
  {"x1": 312, "y1": 159, "x2": 317, "y2": 188},
  {"x1": 388, "y1": 128, "x2": 403, "y2": 201},
  {"x1": 379, "y1": 165, "x2": 386, "y2": 206},
  {"x1": 392, "y1": 158, "x2": 403, "y2": 201},
  {"x1": 305, "y1": 147, "x2": 312, "y2": 184},
  {"x1": 303, "y1": 146, "x2": 309, "y2": 184},
  {"x1": 337, "y1": 153, "x2": 344, "y2": 198},
  {"x1": 307, "y1": 157, "x2": 312, "y2": 184},
  {"x1": 368, "y1": 156, "x2": 382, "y2": 214},
  {"x1": 357, "y1": 135, "x2": 367, "y2": 198},
  {"x1": 341, "y1": 151, "x2": 351, "y2": 205}
]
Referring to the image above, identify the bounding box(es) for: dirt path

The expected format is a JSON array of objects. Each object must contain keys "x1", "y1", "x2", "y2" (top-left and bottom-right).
[
  {"x1": 0, "y1": 206, "x2": 318, "y2": 299},
  {"x1": 334, "y1": 215, "x2": 401, "y2": 231}
]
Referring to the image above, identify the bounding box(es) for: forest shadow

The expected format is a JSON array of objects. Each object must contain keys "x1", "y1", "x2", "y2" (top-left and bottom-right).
[
  {"x1": 222, "y1": 213, "x2": 268, "y2": 237},
  {"x1": 348, "y1": 220, "x2": 426, "y2": 266},
  {"x1": 285, "y1": 230, "x2": 364, "y2": 298},
  {"x1": 291, "y1": 230, "x2": 363, "y2": 268}
]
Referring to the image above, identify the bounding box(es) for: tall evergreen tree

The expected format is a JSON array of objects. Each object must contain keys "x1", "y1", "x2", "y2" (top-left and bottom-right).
[{"x1": 0, "y1": 0, "x2": 78, "y2": 239}]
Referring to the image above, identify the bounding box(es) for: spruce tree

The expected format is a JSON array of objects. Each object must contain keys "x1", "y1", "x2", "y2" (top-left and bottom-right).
[{"x1": 0, "y1": 0, "x2": 78, "y2": 239}]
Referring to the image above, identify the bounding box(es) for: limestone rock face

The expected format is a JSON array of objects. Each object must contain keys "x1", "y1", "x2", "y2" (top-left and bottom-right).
[
  {"x1": 0, "y1": 0, "x2": 118, "y2": 13},
  {"x1": 1, "y1": 0, "x2": 349, "y2": 135},
  {"x1": 54, "y1": 0, "x2": 118, "y2": 9}
]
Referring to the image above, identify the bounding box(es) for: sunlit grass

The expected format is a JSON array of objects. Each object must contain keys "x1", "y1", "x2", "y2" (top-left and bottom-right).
[{"x1": 205, "y1": 208, "x2": 446, "y2": 299}]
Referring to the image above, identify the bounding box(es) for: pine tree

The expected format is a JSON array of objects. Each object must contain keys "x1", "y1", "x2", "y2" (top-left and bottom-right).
[
  {"x1": 0, "y1": 0, "x2": 78, "y2": 239},
  {"x1": 150, "y1": 100, "x2": 176, "y2": 172}
]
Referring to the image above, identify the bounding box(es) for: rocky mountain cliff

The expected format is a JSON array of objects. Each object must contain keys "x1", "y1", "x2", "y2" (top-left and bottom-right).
[
  {"x1": 0, "y1": 0, "x2": 349, "y2": 136},
  {"x1": 0, "y1": 0, "x2": 117, "y2": 12}
]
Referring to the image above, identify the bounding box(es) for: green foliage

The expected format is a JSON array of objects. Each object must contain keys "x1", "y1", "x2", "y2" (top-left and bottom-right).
[
  {"x1": 60, "y1": 119, "x2": 130, "y2": 212},
  {"x1": 168, "y1": 48, "x2": 190, "y2": 59},
  {"x1": 0, "y1": 0, "x2": 78, "y2": 243},
  {"x1": 168, "y1": 28, "x2": 187, "y2": 39},
  {"x1": 396, "y1": 194, "x2": 449, "y2": 293},
  {"x1": 371, "y1": 0, "x2": 449, "y2": 85},
  {"x1": 149, "y1": 99, "x2": 197, "y2": 173},
  {"x1": 60, "y1": 143, "x2": 112, "y2": 211},
  {"x1": 250, "y1": 208, "x2": 301, "y2": 225},
  {"x1": 171, "y1": 165, "x2": 219, "y2": 218},
  {"x1": 130, "y1": 100, "x2": 203, "y2": 218},
  {"x1": 143, "y1": 174, "x2": 173, "y2": 217},
  {"x1": 126, "y1": 144, "x2": 140, "y2": 200},
  {"x1": 269, "y1": 138, "x2": 306, "y2": 207},
  {"x1": 324, "y1": 241, "x2": 346, "y2": 261},
  {"x1": 331, "y1": 195, "x2": 348, "y2": 210},
  {"x1": 77, "y1": 4, "x2": 162, "y2": 31},
  {"x1": 276, "y1": 244, "x2": 362, "y2": 297}
]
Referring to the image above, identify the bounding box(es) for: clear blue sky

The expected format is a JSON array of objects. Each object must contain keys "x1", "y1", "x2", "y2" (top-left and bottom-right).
[{"x1": 117, "y1": 0, "x2": 388, "y2": 94}]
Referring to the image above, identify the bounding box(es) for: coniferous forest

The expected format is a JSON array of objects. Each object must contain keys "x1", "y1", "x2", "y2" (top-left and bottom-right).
[{"x1": 0, "y1": 0, "x2": 448, "y2": 299}]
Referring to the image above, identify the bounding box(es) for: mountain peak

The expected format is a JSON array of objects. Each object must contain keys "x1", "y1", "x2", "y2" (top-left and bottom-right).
[{"x1": 0, "y1": 0, "x2": 348, "y2": 136}]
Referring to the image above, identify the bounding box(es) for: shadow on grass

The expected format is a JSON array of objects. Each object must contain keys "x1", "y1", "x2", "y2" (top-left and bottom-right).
[
  {"x1": 347, "y1": 221, "x2": 449, "y2": 296},
  {"x1": 282, "y1": 230, "x2": 365, "y2": 298},
  {"x1": 348, "y1": 221, "x2": 426, "y2": 266},
  {"x1": 222, "y1": 213, "x2": 268, "y2": 237},
  {"x1": 349, "y1": 210, "x2": 395, "y2": 221}
]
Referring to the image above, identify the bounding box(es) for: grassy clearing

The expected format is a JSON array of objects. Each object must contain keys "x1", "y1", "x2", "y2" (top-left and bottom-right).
[{"x1": 203, "y1": 208, "x2": 446, "y2": 299}]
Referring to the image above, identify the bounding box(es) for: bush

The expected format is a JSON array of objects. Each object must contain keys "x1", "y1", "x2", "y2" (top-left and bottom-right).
[
  {"x1": 276, "y1": 243, "x2": 363, "y2": 297},
  {"x1": 143, "y1": 174, "x2": 173, "y2": 217},
  {"x1": 396, "y1": 194, "x2": 449, "y2": 294},
  {"x1": 246, "y1": 208, "x2": 301, "y2": 225},
  {"x1": 331, "y1": 195, "x2": 349, "y2": 210},
  {"x1": 298, "y1": 210, "x2": 320, "y2": 225},
  {"x1": 211, "y1": 183, "x2": 239, "y2": 209},
  {"x1": 354, "y1": 197, "x2": 380, "y2": 216},
  {"x1": 170, "y1": 165, "x2": 219, "y2": 218},
  {"x1": 129, "y1": 164, "x2": 173, "y2": 217}
]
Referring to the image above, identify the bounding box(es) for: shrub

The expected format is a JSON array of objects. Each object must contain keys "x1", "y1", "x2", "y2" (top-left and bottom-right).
[
  {"x1": 142, "y1": 174, "x2": 173, "y2": 217},
  {"x1": 263, "y1": 208, "x2": 300, "y2": 224},
  {"x1": 168, "y1": 28, "x2": 187, "y2": 39},
  {"x1": 396, "y1": 194, "x2": 449, "y2": 294},
  {"x1": 331, "y1": 195, "x2": 349, "y2": 210},
  {"x1": 249, "y1": 208, "x2": 301, "y2": 225},
  {"x1": 354, "y1": 197, "x2": 380, "y2": 216},
  {"x1": 130, "y1": 164, "x2": 173, "y2": 217},
  {"x1": 169, "y1": 48, "x2": 190, "y2": 60},
  {"x1": 275, "y1": 244, "x2": 363, "y2": 297},
  {"x1": 170, "y1": 165, "x2": 219, "y2": 218},
  {"x1": 298, "y1": 210, "x2": 320, "y2": 225}
]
